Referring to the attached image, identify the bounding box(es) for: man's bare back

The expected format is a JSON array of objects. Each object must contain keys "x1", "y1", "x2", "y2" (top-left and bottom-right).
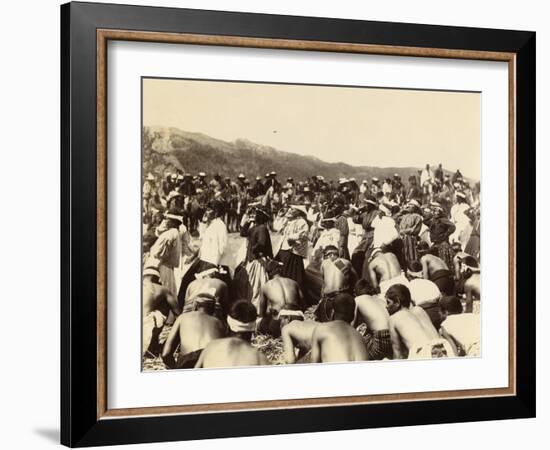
[
  {"x1": 321, "y1": 258, "x2": 353, "y2": 295},
  {"x1": 281, "y1": 320, "x2": 318, "y2": 364},
  {"x1": 184, "y1": 278, "x2": 228, "y2": 312},
  {"x1": 420, "y1": 254, "x2": 448, "y2": 278},
  {"x1": 389, "y1": 308, "x2": 439, "y2": 359},
  {"x1": 311, "y1": 321, "x2": 368, "y2": 363},
  {"x1": 354, "y1": 295, "x2": 390, "y2": 332},
  {"x1": 161, "y1": 311, "x2": 225, "y2": 368},
  {"x1": 195, "y1": 337, "x2": 269, "y2": 368},
  {"x1": 368, "y1": 252, "x2": 401, "y2": 288},
  {"x1": 260, "y1": 276, "x2": 302, "y2": 318},
  {"x1": 143, "y1": 280, "x2": 179, "y2": 317}
]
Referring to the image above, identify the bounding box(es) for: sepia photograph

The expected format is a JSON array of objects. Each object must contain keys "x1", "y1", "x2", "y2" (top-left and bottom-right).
[{"x1": 141, "y1": 77, "x2": 481, "y2": 371}]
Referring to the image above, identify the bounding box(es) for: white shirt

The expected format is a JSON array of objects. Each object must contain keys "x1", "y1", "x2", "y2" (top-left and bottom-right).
[
  {"x1": 372, "y1": 215, "x2": 398, "y2": 248},
  {"x1": 441, "y1": 313, "x2": 480, "y2": 352},
  {"x1": 199, "y1": 218, "x2": 228, "y2": 265}
]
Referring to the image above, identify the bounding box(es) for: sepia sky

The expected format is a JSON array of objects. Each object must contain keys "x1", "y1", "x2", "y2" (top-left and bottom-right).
[{"x1": 143, "y1": 78, "x2": 480, "y2": 180}]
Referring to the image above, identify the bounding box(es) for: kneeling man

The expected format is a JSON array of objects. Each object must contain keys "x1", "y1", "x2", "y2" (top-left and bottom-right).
[
  {"x1": 161, "y1": 295, "x2": 225, "y2": 369},
  {"x1": 195, "y1": 300, "x2": 269, "y2": 368},
  {"x1": 386, "y1": 284, "x2": 454, "y2": 359},
  {"x1": 311, "y1": 293, "x2": 368, "y2": 363}
]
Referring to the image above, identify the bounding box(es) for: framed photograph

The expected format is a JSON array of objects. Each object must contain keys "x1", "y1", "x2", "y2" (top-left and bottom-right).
[{"x1": 61, "y1": 1, "x2": 535, "y2": 447}]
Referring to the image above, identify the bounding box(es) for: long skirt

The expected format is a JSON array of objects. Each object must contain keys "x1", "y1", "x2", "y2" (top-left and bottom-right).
[
  {"x1": 276, "y1": 249, "x2": 305, "y2": 287},
  {"x1": 231, "y1": 259, "x2": 269, "y2": 313},
  {"x1": 434, "y1": 241, "x2": 455, "y2": 277},
  {"x1": 159, "y1": 264, "x2": 176, "y2": 295},
  {"x1": 402, "y1": 234, "x2": 418, "y2": 269}
]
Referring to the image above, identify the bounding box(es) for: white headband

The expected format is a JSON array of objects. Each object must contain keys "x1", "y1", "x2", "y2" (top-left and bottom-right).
[
  {"x1": 227, "y1": 316, "x2": 256, "y2": 333},
  {"x1": 278, "y1": 309, "x2": 305, "y2": 319}
]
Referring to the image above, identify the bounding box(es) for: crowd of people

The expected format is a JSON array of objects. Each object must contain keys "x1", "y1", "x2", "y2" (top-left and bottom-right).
[{"x1": 142, "y1": 163, "x2": 481, "y2": 369}]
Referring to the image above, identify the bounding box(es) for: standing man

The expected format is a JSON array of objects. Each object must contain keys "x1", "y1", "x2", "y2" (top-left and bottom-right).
[
  {"x1": 177, "y1": 201, "x2": 228, "y2": 305},
  {"x1": 420, "y1": 164, "x2": 435, "y2": 203},
  {"x1": 276, "y1": 205, "x2": 309, "y2": 286},
  {"x1": 147, "y1": 211, "x2": 183, "y2": 296}
]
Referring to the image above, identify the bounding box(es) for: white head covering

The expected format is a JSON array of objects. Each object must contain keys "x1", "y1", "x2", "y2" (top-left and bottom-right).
[{"x1": 409, "y1": 279, "x2": 441, "y2": 306}]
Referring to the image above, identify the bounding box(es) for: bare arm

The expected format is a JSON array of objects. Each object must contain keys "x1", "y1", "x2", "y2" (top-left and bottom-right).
[
  {"x1": 165, "y1": 290, "x2": 182, "y2": 316},
  {"x1": 161, "y1": 318, "x2": 181, "y2": 369},
  {"x1": 389, "y1": 319, "x2": 404, "y2": 359},
  {"x1": 281, "y1": 325, "x2": 297, "y2": 364},
  {"x1": 310, "y1": 328, "x2": 323, "y2": 364},
  {"x1": 194, "y1": 346, "x2": 207, "y2": 368},
  {"x1": 259, "y1": 286, "x2": 268, "y2": 318},
  {"x1": 440, "y1": 327, "x2": 461, "y2": 356},
  {"x1": 421, "y1": 257, "x2": 429, "y2": 280},
  {"x1": 368, "y1": 263, "x2": 379, "y2": 292}
]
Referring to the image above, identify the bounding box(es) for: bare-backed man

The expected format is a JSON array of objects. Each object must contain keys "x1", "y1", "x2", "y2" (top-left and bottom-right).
[
  {"x1": 257, "y1": 261, "x2": 304, "y2": 337},
  {"x1": 417, "y1": 242, "x2": 455, "y2": 295},
  {"x1": 367, "y1": 247, "x2": 409, "y2": 296},
  {"x1": 142, "y1": 267, "x2": 181, "y2": 356},
  {"x1": 195, "y1": 300, "x2": 269, "y2": 368},
  {"x1": 161, "y1": 296, "x2": 225, "y2": 369},
  {"x1": 311, "y1": 293, "x2": 368, "y2": 363},
  {"x1": 315, "y1": 245, "x2": 357, "y2": 322},
  {"x1": 386, "y1": 284, "x2": 454, "y2": 359},
  {"x1": 182, "y1": 268, "x2": 229, "y2": 317},
  {"x1": 353, "y1": 279, "x2": 392, "y2": 360}
]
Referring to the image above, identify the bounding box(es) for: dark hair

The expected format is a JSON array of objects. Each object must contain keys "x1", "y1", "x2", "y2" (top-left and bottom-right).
[
  {"x1": 385, "y1": 284, "x2": 412, "y2": 308},
  {"x1": 228, "y1": 300, "x2": 257, "y2": 340},
  {"x1": 408, "y1": 260, "x2": 423, "y2": 273},
  {"x1": 196, "y1": 299, "x2": 216, "y2": 315},
  {"x1": 354, "y1": 278, "x2": 377, "y2": 296},
  {"x1": 323, "y1": 245, "x2": 338, "y2": 256},
  {"x1": 417, "y1": 241, "x2": 431, "y2": 255},
  {"x1": 229, "y1": 300, "x2": 257, "y2": 323},
  {"x1": 266, "y1": 260, "x2": 283, "y2": 278},
  {"x1": 440, "y1": 296, "x2": 463, "y2": 315},
  {"x1": 462, "y1": 255, "x2": 479, "y2": 269},
  {"x1": 332, "y1": 293, "x2": 355, "y2": 323}
]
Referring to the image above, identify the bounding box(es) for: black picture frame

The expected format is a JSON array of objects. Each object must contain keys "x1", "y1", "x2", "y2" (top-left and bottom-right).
[{"x1": 61, "y1": 1, "x2": 536, "y2": 447}]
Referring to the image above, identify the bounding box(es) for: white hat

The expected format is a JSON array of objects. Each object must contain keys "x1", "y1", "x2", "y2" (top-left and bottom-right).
[
  {"x1": 238, "y1": 173, "x2": 246, "y2": 179},
  {"x1": 409, "y1": 279, "x2": 441, "y2": 306},
  {"x1": 456, "y1": 191, "x2": 467, "y2": 199},
  {"x1": 339, "y1": 178, "x2": 348, "y2": 185},
  {"x1": 199, "y1": 172, "x2": 206, "y2": 177},
  {"x1": 146, "y1": 173, "x2": 155, "y2": 181},
  {"x1": 164, "y1": 212, "x2": 184, "y2": 223},
  {"x1": 407, "y1": 199, "x2": 421, "y2": 208},
  {"x1": 350, "y1": 177, "x2": 356, "y2": 182},
  {"x1": 372, "y1": 177, "x2": 379, "y2": 182},
  {"x1": 362, "y1": 180, "x2": 367, "y2": 184},
  {"x1": 143, "y1": 267, "x2": 160, "y2": 278}
]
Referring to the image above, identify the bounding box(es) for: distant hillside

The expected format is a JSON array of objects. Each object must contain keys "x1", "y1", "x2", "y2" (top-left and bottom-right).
[{"x1": 143, "y1": 126, "x2": 441, "y2": 183}]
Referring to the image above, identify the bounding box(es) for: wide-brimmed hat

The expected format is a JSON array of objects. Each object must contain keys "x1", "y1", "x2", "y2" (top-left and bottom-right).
[
  {"x1": 238, "y1": 173, "x2": 246, "y2": 179},
  {"x1": 198, "y1": 172, "x2": 206, "y2": 177}
]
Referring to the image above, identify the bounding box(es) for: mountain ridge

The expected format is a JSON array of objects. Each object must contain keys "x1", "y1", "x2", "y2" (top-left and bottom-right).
[{"x1": 143, "y1": 126, "x2": 450, "y2": 184}]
